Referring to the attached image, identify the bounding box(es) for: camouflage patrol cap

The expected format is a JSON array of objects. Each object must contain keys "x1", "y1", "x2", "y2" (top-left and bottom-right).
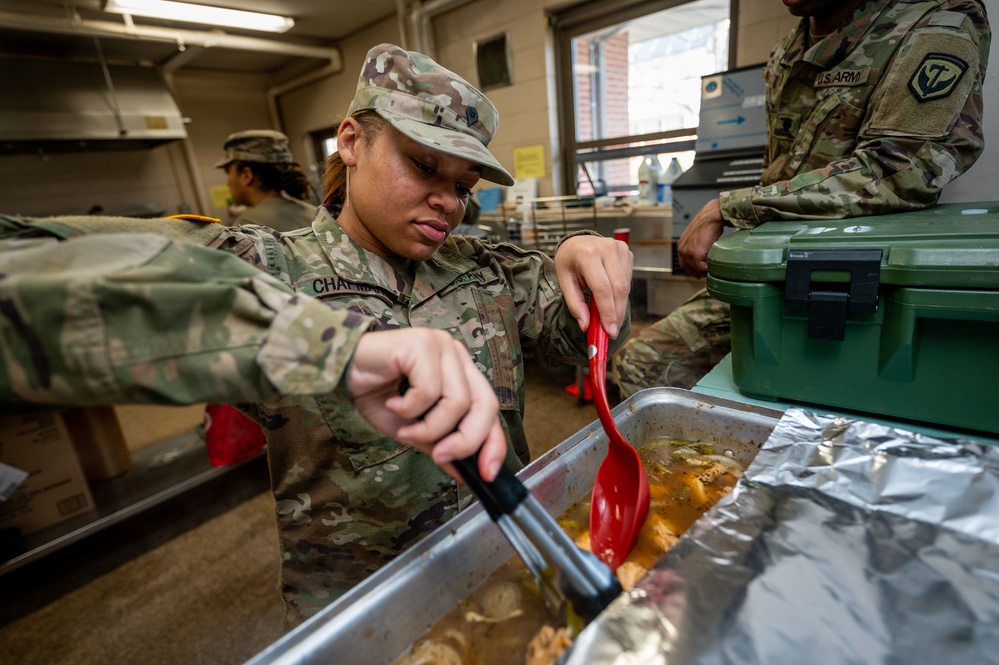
[
  {"x1": 348, "y1": 43, "x2": 514, "y2": 186},
  {"x1": 214, "y1": 129, "x2": 295, "y2": 168}
]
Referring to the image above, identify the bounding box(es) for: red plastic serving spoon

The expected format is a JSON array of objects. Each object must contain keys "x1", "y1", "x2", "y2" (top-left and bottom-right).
[{"x1": 586, "y1": 297, "x2": 651, "y2": 570}]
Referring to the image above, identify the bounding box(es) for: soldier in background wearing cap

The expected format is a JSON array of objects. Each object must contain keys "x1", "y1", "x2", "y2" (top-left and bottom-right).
[
  {"x1": 210, "y1": 130, "x2": 316, "y2": 459},
  {"x1": 215, "y1": 129, "x2": 316, "y2": 231},
  {"x1": 0, "y1": 43, "x2": 632, "y2": 627},
  {"x1": 612, "y1": 0, "x2": 990, "y2": 397}
]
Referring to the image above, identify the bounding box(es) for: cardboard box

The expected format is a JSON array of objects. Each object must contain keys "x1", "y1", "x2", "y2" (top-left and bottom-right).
[
  {"x1": 0, "y1": 412, "x2": 95, "y2": 535},
  {"x1": 63, "y1": 406, "x2": 133, "y2": 480}
]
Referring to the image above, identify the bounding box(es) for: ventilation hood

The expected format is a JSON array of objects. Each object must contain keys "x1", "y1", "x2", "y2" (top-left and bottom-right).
[{"x1": 0, "y1": 57, "x2": 187, "y2": 153}]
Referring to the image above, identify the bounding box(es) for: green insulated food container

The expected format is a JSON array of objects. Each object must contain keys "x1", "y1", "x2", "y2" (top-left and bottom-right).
[{"x1": 706, "y1": 202, "x2": 999, "y2": 434}]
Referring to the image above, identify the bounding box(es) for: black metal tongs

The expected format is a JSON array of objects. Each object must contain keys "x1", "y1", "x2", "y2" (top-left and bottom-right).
[
  {"x1": 398, "y1": 379, "x2": 622, "y2": 623},
  {"x1": 451, "y1": 452, "x2": 622, "y2": 623}
]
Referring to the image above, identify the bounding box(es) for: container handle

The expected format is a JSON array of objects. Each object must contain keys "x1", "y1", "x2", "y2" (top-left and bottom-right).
[{"x1": 785, "y1": 248, "x2": 883, "y2": 340}]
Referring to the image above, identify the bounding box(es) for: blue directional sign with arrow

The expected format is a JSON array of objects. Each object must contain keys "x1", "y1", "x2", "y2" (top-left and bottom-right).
[{"x1": 695, "y1": 67, "x2": 767, "y2": 154}]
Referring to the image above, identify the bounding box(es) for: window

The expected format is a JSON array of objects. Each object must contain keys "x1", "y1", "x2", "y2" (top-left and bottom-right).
[
  {"x1": 309, "y1": 126, "x2": 339, "y2": 201},
  {"x1": 550, "y1": 0, "x2": 733, "y2": 197},
  {"x1": 310, "y1": 127, "x2": 338, "y2": 165}
]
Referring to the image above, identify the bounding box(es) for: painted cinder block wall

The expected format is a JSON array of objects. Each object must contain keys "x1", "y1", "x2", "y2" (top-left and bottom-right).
[
  {"x1": 0, "y1": 1, "x2": 796, "y2": 217},
  {"x1": 280, "y1": 0, "x2": 782, "y2": 199}
]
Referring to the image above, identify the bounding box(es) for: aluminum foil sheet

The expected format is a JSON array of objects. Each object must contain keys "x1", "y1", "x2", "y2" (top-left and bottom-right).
[{"x1": 561, "y1": 408, "x2": 999, "y2": 665}]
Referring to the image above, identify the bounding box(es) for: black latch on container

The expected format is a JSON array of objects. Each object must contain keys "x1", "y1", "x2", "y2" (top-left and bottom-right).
[{"x1": 785, "y1": 248, "x2": 882, "y2": 341}]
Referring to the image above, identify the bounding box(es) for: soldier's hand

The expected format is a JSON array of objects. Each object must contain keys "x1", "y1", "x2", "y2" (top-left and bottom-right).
[
  {"x1": 555, "y1": 235, "x2": 633, "y2": 338},
  {"x1": 677, "y1": 198, "x2": 727, "y2": 278},
  {"x1": 347, "y1": 328, "x2": 507, "y2": 482}
]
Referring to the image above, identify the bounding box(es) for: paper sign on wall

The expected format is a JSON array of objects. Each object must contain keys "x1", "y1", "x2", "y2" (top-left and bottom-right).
[
  {"x1": 210, "y1": 186, "x2": 233, "y2": 209},
  {"x1": 513, "y1": 145, "x2": 546, "y2": 179}
]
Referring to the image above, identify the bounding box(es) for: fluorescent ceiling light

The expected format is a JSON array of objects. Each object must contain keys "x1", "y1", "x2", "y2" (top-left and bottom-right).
[{"x1": 104, "y1": 0, "x2": 295, "y2": 33}]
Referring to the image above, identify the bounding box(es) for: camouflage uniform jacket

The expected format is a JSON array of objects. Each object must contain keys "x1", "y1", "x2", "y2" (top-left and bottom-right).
[
  {"x1": 0, "y1": 208, "x2": 612, "y2": 626},
  {"x1": 234, "y1": 193, "x2": 316, "y2": 232},
  {"x1": 0, "y1": 215, "x2": 363, "y2": 412},
  {"x1": 720, "y1": 0, "x2": 990, "y2": 227}
]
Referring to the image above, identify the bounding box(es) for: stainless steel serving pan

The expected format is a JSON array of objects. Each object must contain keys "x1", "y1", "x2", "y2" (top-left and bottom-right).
[{"x1": 245, "y1": 388, "x2": 783, "y2": 665}]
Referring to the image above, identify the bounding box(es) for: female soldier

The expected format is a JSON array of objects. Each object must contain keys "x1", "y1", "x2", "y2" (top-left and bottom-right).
[
  {"x1": 0, "y1": 42, "x2": 632, "y2": 628},
  {"x1": 216, "y1": 129, "x2": 316, "y2": 231}
]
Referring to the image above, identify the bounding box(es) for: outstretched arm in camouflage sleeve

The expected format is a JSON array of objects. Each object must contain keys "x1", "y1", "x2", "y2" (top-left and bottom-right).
[
  {"x1": 0, "y1": 233, "x2": 366, "y2": 406},
  {"x1": 0, "y1": 233, "x2": 507, "y2": 481}
]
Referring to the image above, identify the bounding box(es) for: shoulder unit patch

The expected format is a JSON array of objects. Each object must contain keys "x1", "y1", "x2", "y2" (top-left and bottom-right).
[{"x1": 908, "y1": 53, "x2": 968, "y2": 102}]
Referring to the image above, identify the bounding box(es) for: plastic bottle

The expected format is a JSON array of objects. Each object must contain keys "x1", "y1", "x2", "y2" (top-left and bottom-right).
[
  {"x1": 637, "y1": 155, "x2": 662, "y2": 206},
  {"x1": 658, "y1": 157, "x2": 684, "y2": 206},
  {"x1": 506, "y1": 217, "x2": 521, "y2": 242}
]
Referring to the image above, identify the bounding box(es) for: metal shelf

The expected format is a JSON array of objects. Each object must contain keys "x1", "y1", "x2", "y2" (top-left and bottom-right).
[
  {"x1": 0, "y1": 428, "x2": 267, "y2": 578},
  {"x1": 503, "y1": 195, "x2": 598, "y2": 256}
]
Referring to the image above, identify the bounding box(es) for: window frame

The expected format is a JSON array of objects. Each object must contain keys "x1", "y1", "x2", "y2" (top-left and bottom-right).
[{"x1": 548, "y1": 0, "x2": 738, "y2": 195}]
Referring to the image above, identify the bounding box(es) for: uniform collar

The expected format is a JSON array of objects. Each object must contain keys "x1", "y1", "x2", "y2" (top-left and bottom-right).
[
  {"x1": 313, "y1": 205, "x2": 411, "y2": 296},
  {"x1": 785, "y1": 0, "x2": 891, "y2": 69},
  {"x1": 313, "y1": 205, "x2": 479, "y2": 305},
  {"x1": 279, "y1": 191, "x2": 319, "y2": 211}
]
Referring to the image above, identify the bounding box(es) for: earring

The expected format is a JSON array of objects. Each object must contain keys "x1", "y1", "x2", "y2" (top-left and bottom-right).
[{"x1": 343, "y1": 168, "x2": 351, "y2": 210}]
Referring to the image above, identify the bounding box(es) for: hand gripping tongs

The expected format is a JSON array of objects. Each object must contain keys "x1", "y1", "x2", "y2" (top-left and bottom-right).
[
  {"x1": 450, "y1": 453, "x2": 622, "y2": 624},
  {"x1": 396, "y1": 378, "x2": 621, "y2": 623}
]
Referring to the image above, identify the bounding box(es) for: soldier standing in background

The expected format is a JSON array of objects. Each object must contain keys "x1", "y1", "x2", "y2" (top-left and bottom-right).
[
  {"x1": 212, "y1": 130, "x2": 317, "y2": 458},
  {"x1": 612, "y1": 0, "x2": 990, "y2": 397},
  {"x1": 216, "y1": 129, "x2": 316, "y2": 231}
]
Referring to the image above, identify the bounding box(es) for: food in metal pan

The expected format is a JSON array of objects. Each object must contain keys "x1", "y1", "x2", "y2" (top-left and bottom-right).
[{"x1": 393, "y1": 437, "x2": 745, "y2": 665}]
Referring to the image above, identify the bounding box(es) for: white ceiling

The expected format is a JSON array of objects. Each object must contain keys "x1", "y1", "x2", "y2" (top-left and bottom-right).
[{"x1": 0, "y1": 0, "x2": 400, "y2": 75}]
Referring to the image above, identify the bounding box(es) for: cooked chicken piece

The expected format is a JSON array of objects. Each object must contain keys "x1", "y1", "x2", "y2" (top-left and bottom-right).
[
  {"x1": 524, "y1": 625, "x2": 573, "y2": 665},
  {"x1": 465, "y1": 581, "x2": 523, "y2": 622},
  {"x1": 616, "y1": 561, "x2": 647, "y2": 590},
  {"x1": 698, "y1": 462, "x2": 738, "y2": 489},
  {"x1": 685, "y1": 471, "x2": 709, "y2": 507},
  {"x1": 645, "y1": 513, "x2": 680, "y2": 554},
  {"x1": 397, "y1": 640, "x2": 463, "y2": 665},
  {"x1": 685, "y1": 462, "x2": 737, "y2": 508}
]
